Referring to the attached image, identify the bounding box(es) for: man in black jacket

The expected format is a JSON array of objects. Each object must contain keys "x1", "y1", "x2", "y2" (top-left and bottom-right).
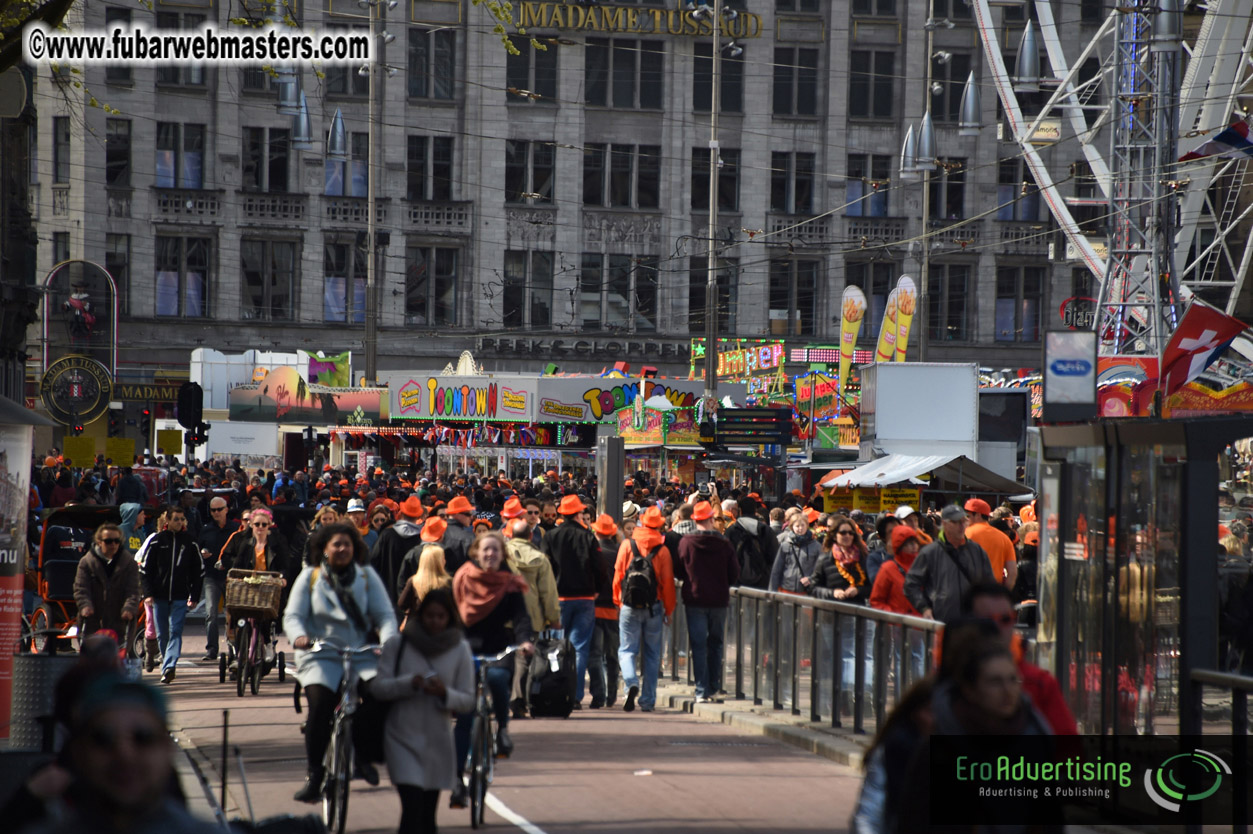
[
  {"x1": 369, "y1": 495, "x2": 426, "y2": 609},
  {"x1": 904, "y1": 504, "x2": 995, "y2": 623},
  {"x1": 441, "y1": 495, "x2": 478, "y2": 575},
  {"x1": 196, "y1": 496, "x2": 239, "y2": 661},
  {"x1": 541, "y1": 494, "x2": 605, "y2": 707},
  {"x1": 137, "y1": 506, "x2": 203, "y2": 684}
]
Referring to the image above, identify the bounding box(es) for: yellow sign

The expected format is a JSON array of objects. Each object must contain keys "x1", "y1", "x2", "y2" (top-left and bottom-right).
[
  {"x1": 514, "y1": 3, "x2": 764, "y2": 38},
  {"x1": 852, "y1": 488, "x2": 880, "y2": 512},
  {"x1": 822, "y1": 490, "x2": 841, "y2": 514},
  {"x1": 62, "y1": 436, "x2": 96, "y2": 468},
  {"x1": 106, "y1": 437, "x2": 135, "y2": 465},
  {"x1": 157, "y1": 429, "x2": 183, "y2": 455},
  {"x1": 879, "y1": 488, "x2": 921, "y2": 514}
]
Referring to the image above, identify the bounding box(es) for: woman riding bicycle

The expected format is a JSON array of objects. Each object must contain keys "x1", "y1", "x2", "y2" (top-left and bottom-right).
[
  {"x1": 283, "y1": 522, "x2": 398, "y2": 803},
  {"x1": 219, "y1": 507, "x2": 297, "y2": 666},
  {"x1": 449, "y1": 531, "x2": 535, "y2": 809}
]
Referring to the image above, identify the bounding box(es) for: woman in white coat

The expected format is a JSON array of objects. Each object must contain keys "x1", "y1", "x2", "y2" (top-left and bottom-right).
[
  {"x1": 283, "y1": 521, "x2": 398, "y2": 803},
  {"x1": 372, "y1": 586, "x2": 474, "y2": 833}
]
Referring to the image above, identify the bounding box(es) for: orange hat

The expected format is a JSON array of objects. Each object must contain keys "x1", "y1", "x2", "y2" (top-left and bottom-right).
[
  {"x1": 501, "y1": 497, "x2": 525, "y2": 519},
  {"x1": 473, "y1": 518, "x2": 492, "y2": 532},
  {"x1": 748, "y1": 492, "x2": 761, "y2": 501},
  {"x1": 323, "y1": 464, "x2": 333, "y2": 472},
  {"x1": 624, "y1": 479, "x2": 634, "y2": 488},
  {"x1": 964, "y1": 497, "x2": 993, "y2": 517},
  {"x1": 558, "y1": 494, "x2": 587, "y2": 515},
  {"x1": 373, "y1": 467, "x2": 384, "y2": 475},
  {"x1": 804, "y1": 507, "x2": 820, "y2": 524},
  {"x1": 591, "y1": 513, "x2": 618, "y2": 537},
  {"x1": 1219, "y1": 523, "x2": 1232, "y2": 539},
  {"x1": 692, "y1": 501, "x2": 715, "y2": 522},
  {"x1": 791, "y1": 489, "x2": 804, "y2": 497},
  {"x1": 43, "y1": 456, "x2": 56, "y2": 467},
  {"x1": 399, "y1": 495, "x2": 425, "y2": 518},
  {"x1": 421, "y1": 517, "x2": 447, "y2": 542},
  {"x1": 640, "y1": 506, "x2": 666, "y2": 529},
  {"x1": 384, "y1": 498, "x2": 399, "y2": 514},
  {"x1": 546, "y1": 470, "x2": 558, "y2": 478},
  {"x1": 1024, "y1": 531, "x2": 1040, "y2": 547},
  {"x1": 447, "y1": 496, "x2": 474, "y2": 515},
  {"x1": 890, "y1": 525, "x2": 921, "y2": 551}
]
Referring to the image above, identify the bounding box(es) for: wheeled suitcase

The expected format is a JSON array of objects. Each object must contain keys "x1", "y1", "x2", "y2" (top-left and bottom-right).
[{"x1": 527, "y1": 631, "x2": 577, "y2": 718}]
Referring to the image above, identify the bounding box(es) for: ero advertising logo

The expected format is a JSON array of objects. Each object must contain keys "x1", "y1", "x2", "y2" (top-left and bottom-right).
[{"x1": 1144, "y1": 749, "x2": 1230, "y2": 813}]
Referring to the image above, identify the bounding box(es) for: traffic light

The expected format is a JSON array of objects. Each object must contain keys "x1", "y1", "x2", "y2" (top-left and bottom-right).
[
  {"x1": 107, "y1": 410, "x2": 121, "y2": 437},
  {"x1": 140, "y1": 408, "x2": 151, "y2": 436}
]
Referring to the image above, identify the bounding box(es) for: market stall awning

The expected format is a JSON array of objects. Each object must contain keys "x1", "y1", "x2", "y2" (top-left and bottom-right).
[{"x1": 821, "y1": 453, "x2": 1032, "y2": 496}]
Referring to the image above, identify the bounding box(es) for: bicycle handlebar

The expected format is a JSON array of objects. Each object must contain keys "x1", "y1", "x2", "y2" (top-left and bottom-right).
[
  {"x1": 304, "y1": 639, "x2": 384, "y2": 656},
  {"x1": 472, "y1": 645, "x2": 524, "y2": 664}
]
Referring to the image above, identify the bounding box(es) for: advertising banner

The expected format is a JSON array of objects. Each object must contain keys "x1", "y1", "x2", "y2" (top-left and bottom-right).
[
  {"x1": 105, "y1": 437, "x2": 135, "y2": 465},
  {"x1": 838, "y1": 286, "x2": 867, "y2": 403},
  {"x1": 894, "y1": 276, "x2": 918, "y2": 362},
  {"x1": 228, "y1": 365, "x2": 389, "y2": 424},
  {"x1": 381, "y1": 374, "x2": 537, "y2": 423},
  {"x1": 880, "y1": 487, "x2": 921, "y2": 513},
  {"x1": 541, "y1": 377, "x2": 739, "y2": 423},
  {"x1": 795, "y1": 372, "x2": 840, "y2": 422},
  {"x1": 0, "y1": 424, "x2": 33, "y2": 740},
  {"x1": 616, "y1": 407, "x2": 700, "y2": 446},
  {"x1": 301, "y1": 350, "x2": 352, "y2": 388},
  {"x1": 875, "y1": 288, "x2": 901, "y2": 363}
]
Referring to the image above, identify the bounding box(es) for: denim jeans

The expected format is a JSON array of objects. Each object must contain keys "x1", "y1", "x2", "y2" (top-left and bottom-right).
[
  {"x1": 588, "y1": 617, "x2": 620, "y2": 705},
  {"x1": 618, "y1": 601, "x2": 664, "y2": 709},
  {"x1": 203, "y1": 577, "x2": 224, "y2": 656},
  {"x1": 685, "y1": 606, "x2": 727, "y2": 698},
  {"x1": 153, "y1": 598, "x2": 188, "y2": 674},
  {"x1": 455, "y1": 664, "x2": 512, "y2": 776},
  {"x1": 559, "y1": 599, "x2": 596, "y2": 703}
]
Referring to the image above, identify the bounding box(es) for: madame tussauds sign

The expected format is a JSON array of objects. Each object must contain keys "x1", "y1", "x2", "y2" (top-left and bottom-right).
[{"x1": 515, "y1": 2, "x2": 764, "y2": 37}]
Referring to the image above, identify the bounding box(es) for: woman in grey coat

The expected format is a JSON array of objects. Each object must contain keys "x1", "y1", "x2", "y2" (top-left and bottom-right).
[
  {"x1": 372, "y1": 587, "x2": 474, "y2": 833},
  {"x1": 769, "y1": 514, "x2": 824, "y2": 593},
  {"x1": 283, "y1": 522, "x2": 398, "y2": 803}
]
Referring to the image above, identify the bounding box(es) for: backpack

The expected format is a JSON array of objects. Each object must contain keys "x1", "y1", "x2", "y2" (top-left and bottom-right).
[
  {"x1": 621, "y1": 540, "x2": 661, "y2": 609},
  {"x1": 728, "y1": 522, "x2": 769, "y2": 589}
]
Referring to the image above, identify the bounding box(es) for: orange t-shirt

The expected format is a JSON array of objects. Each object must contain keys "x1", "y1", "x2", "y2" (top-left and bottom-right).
[
  {"x1": 966, "y1": 521, "x2": 1015, "y2": 582},
  {"x1": 254, "y1": 542, "x2": 267, "y2": 572}
]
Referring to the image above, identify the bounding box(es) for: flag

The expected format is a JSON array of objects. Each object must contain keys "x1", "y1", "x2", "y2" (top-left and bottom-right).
[
  {"x1": 1160, "y1": 300, "x2": 1247, "y2": 394},
  {"x1": 1179, "y1": 120, "x2": 1253, "y2": 162}
]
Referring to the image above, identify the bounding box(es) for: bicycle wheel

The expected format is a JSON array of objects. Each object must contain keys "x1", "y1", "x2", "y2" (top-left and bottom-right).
[
  {"x1": 323, "y1": 720, "x2": 352, "y2": 834},
  {"x1": 235, "y1": 620, "x2": 251, "y2": 698},
  {"x1": 218, "y1": 653, "x2": 227, "y2": 684},
  {"x1": 277, "y1": 651, "x2": 286, "y2": 683},
  {"x1": 468, "y1": 712, "x2": 491, "y2": 829},
  {"x1": 249, "y1": 653, "x2": 261, "y2": 695}
]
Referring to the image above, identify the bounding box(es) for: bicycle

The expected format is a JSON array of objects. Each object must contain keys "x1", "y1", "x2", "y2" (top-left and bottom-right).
[
  {"x1": 465, "y1": 646, "x2": 522, "y2": 830},
  {"x1": 218, "y1": 569, "x2": 285, "y2": 696},
  {"x1": 293, "y1": 639, "x2": 383, "y2": 834}
]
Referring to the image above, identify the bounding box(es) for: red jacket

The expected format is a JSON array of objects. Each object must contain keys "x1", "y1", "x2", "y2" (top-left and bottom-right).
[
  {"x1": 868, "y1": 552, "x2": 918, "y2": 615},
  {"x1": 1021, "y1": 660, "x2": 1078, "y2": 735}
]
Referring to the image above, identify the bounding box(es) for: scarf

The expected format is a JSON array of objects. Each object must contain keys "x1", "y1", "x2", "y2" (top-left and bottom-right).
[
  {"x1": 833, "y1": 543, "x2": 862, "y2": 566},
  {"x1": 452, "y1": 561, "x2": 528, "y2": 627},
  {"x1": 402, "y1": 615, "x2": 464, "y2": 659}
]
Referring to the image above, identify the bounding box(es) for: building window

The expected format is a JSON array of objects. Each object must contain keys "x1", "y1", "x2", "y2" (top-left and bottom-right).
[
  {"x1": 849, "y1": 51, "x2": 895, "y2": 119},
  {"x1": 155, "y1": 235, "x2": 210, "y2": 318},
  {"x1": 932, "y1": 53, "x2": 972, "y2": 123},
  {"x1": 928, "y1": 263, "x2": 972, "y2": 341},
  {"x1": 688, "y1": 257, "x2": 738, "y2": 334},
  {"x1": 155, "y1": 123, "x2": 205, "y2": 189},
  {"x1": 408, "y1": 27, "x2": 455, "y2": 100},
  {"x1": 242, "y1": 66, "x2": 274, "y2": 92},
  {"x1": 769, "y1": 259, "x2": 819, "y2": 336},
  {"x1": 928, "y1": 158, "x2": 966, "y2": 221},
  {"x1": 52, "y1": 117, "x2": 69, "y2": 183},
  {"x1": 579, "y1": 253, "x2": 660, "y2": 332},
  {"x1": 776, "y1": 0, "x2": 820, "y2": 9},
  {"x1": 52, "y1": 232, "x2": 69, "y2": 265},
  {"x1": 105, "y1": 8, "x2": 132, "y2": 83},
  {"x1": 505, "y1": 140, "x2": 555, "y2": 204},
  {"x1": 406, "y1": 246, "x2": 459, "y2": 326},
  {"x1": 852, "y1": 0, "x2": 895, "y2": 16},
  {"x1": 407, "y1": 136, "x2": 453, "y2": 201},
  {"x1": 1072, "y1": 268, "x2": 1095, "y2": 299},
  {"x1": 106, "y1": 234, "x2": 130, "y2": 316},
  {"x1": 774, "y1": 47, "x2": 819, "y2": 116},
  {"x1": 997, "y1": 158, "x2": 1044, "y2": 222},
  {"x1": 243, "y1": 127, "x2": 290, "y2": 193},
  {"x1": 932, "y1": 0, "x2": 972, "y2": 18},
  {"x1": 995, "y1": 265, "x2": 1044, "y2": 342},
  {"x1": 503, "y1": 250, "x2": 554, "y2": 328},
  {"x1": 583, "y1": 144, "x2": 660, "y2": 209},
  {"x1": 844, "y1": 261, "x2": 896, "y2": 338},
  {"x1": 105, "y1": 119, "x2": 130, "y2": 187},
  {"x1": 323, "y1": 241, "x2": 366, "y2": 323},
  {"x1": 327, "y1": 27, "x2": 369, "y2": 96},
  {"x1": 846, "y1": 154, "x2": 891, "y2": 217},
  {"x1": 506, "y1": 40, "x2": 557, "y2": 101},
  {"x1": 692, "y1": 147, "x2": 740, "y2": 212},
  {"x1": 325, "y1": 132, "x2": 368, "y2": 197},
  {"x1": 1080, "y1": 0, "x2": 1104, "y2": 22},
  {"x1": 241, "y1": 239, "x2": 297, "y2": 321},
  {"x1": 770, "y1": 152, "x2": 815, "y2": 215},
  {"x1": 155, "y1": 13, "x2": 205, "y2": 86},
  {"x1": 694, "y1": 42, "x2": 743, "y2": 113},
  {"x1": 585, "y1": 38, "x2": 663, "y2": 110}
]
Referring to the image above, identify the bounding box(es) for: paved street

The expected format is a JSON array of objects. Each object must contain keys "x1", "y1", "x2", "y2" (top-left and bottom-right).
[{"x1": 167, "y1": 623, "x2": 862, "y2": 834}]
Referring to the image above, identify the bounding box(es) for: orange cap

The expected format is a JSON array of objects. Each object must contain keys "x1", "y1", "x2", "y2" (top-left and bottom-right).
[
  {"x1": 1024, "y1": 531, "x2": 1039, "y2": 547},
  {"x1": 804, "y1": 507, "x2": 820, "y2": 524},
  {"x1": 964, "y1": 497, "x2": 993, "y2": 516}
]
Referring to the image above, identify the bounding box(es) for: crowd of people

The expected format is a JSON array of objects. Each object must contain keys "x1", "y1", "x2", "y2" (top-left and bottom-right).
[{"x1": 24, "y1": 450, "x2": 1100, "y2": 833}]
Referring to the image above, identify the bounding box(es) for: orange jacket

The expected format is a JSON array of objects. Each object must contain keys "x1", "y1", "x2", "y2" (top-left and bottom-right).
[{"x1": 612, "y1": 526, "x2": 676, "y2": 616}]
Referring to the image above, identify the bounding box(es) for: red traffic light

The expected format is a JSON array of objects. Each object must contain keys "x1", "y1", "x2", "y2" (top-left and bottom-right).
[{"x1": 141, "y1": 408, "x2": 150, "y2": 416}]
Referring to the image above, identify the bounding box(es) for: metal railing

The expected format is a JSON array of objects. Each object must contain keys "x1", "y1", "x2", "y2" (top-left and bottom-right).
[
  {"x1": 1187, "y1": 669, "x2": 1251, "y2": 834},
  {"x1": 662, "y1": 586, "x2": 942, "y2": 734}
]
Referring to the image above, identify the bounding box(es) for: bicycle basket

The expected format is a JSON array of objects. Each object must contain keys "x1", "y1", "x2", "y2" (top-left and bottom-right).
[{"x1": 225, "y1": 569, "x2": 284, "y2": 619}]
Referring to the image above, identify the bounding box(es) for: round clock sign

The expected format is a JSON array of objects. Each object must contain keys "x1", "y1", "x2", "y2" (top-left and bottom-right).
[{"x1": 40, "y1": 355, "x2": 113, "y2": 426}]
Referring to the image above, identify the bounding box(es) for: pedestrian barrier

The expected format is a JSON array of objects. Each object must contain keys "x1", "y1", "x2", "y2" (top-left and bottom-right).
[
  {"x1": 662, "y1": 587, "x2": 942, "y2": 734},
  {"x1": 1185, "y1": 669, "x2": 1251, "y2": 834}
]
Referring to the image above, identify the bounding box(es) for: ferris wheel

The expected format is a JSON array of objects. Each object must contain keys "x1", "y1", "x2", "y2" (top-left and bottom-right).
[{"x1": 970, "y1": 0, "x2": 1253, "y2": 358}]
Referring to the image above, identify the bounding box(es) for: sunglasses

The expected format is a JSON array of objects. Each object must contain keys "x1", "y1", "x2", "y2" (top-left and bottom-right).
[
  {"x1": 837, "y1": 529, "x2": 855, "y2": 536},
  {"x1": 210, "y1": 506, "x2": 227, "y2": 512},
  {"x1": 252, "y1": 522, "x2": 271, "y2": 528},
  {"x1": 85, "y1": 724, "x2": 164, "y2": 751},
  {"x1": 100, "y1": 538, "x2": 121, "y2": 545}
]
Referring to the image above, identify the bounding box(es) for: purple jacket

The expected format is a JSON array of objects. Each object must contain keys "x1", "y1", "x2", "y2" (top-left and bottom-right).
[{"x1": 677, "y1": 531, "x2": 740, "y2": 608}]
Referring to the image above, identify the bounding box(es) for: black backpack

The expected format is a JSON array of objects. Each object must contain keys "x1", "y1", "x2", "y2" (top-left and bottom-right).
[
  {"x1": 621, "y1": 540, "x2": 661, "y2": 609},
  {"x1": 728, "y1": 522, "x2": 769, "y2": 589}
]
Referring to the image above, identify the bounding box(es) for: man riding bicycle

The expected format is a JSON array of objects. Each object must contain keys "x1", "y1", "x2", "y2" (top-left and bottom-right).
[{"x1": 283, "y1": 522, "x2": 398, "y2": 803}]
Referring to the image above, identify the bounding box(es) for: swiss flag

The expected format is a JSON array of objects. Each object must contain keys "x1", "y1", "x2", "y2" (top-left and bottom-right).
[{"x1": 1160, "y1": 300, "x2": 1247, "y2": 395}]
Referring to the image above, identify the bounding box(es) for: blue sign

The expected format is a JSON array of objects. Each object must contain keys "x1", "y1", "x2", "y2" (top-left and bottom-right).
[{"x1": 1050, "y1": 359, "x2": 1092, "y2": 377}]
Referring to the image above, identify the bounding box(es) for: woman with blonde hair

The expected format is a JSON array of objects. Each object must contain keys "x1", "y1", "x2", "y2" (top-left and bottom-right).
[
  {"x1": 396, "y1": 546, "x2": 451, "y2": 619},
  {"x1": 304, "y1": 505, "x2": 342, "y2": 566}
]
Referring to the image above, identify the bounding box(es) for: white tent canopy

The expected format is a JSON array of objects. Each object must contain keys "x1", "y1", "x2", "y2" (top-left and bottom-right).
[{"x1": 821, "y1": 453, "x2": 1031, "y2": 496}]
